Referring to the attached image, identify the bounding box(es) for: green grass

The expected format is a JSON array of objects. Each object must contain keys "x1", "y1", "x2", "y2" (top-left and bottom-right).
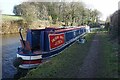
[
  {"x1": 99, "y1": 31, "x2": 118, "y2": 78},
  {"x1": 2, "y1": 14, "x2": 23, "y2": 21},
  {"x1": 19, "y1": 33, "x2": 95, "y2": 79}
]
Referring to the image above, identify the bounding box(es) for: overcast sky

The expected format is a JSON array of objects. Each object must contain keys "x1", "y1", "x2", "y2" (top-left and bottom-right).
[
  {"x1": 81, "y1": 0, "x2": 119, "y2": 21},
  {"x1": 0, "y1": 0, "x2": 119, "y2": 21}
]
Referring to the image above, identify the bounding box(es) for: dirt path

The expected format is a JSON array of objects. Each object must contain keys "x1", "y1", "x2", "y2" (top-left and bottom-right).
[{"x1": 77, "y1": 32, "x2": 102, "y2": 78}]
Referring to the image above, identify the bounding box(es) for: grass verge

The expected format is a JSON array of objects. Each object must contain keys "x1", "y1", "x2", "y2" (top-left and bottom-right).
[
  {"x1": 99, "y1": 31, "x2": 118, "y2": 78},
  {"x1": 19, "y1": 33, "x2": 95, "y2": 79},
  {"x1": 2, "y1": 14, "x2": 23, "y2": 21}
]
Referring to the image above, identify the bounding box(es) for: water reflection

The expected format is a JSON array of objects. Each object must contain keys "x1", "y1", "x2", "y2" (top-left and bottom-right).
[{"x1": 2, "y1": 33, "x2": 26, "y2": 79}]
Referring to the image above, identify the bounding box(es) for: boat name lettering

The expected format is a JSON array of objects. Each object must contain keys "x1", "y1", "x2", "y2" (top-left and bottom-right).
[{"x1": 49, "y1": 33, "x2": 65, "y2": 49}]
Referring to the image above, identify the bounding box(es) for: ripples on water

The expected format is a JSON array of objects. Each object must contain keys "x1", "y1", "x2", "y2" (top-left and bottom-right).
[{"x1": 2, "y1": 33, "x2": 25, "y2": 79}]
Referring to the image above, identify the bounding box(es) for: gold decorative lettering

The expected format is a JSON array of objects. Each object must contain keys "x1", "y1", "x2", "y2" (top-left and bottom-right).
[
  {"x1": 52, "y1": 39, "x2": 55, "y2": 43},
  {"x1": 60, "y1": 36, "x2": 64, "y2": 39}
]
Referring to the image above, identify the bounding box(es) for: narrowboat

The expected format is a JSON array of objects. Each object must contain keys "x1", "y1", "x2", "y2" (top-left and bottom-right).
[{"x1": 13, "y1": 26, "x2": 88, "y2": 69}]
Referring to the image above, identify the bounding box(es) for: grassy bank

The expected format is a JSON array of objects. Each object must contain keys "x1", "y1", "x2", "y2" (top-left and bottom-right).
[
  {"x1": 99, "y1": 31, "x2": 118, "y2": 78},
  {"x1": 1, "y1": 15, "x2": 24, "y2": 34},
  {"x1": 2, "y1": 14, "x2": 23, "y2": 21},
  {"x1": 20, "y1": 33, "x2": 95, "y2": 79},
  {"x1": 1, "y1": 14, "x2": 59, "y2": 35}
]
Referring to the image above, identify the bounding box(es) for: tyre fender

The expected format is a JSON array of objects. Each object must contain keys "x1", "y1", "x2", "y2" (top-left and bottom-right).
[{"x1": 13, "y1": 57, "x2": 23, "y2": 68}]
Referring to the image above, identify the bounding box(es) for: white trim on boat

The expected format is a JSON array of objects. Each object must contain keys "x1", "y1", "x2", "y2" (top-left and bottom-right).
[
  {"x1": 19, "y1": 64, "x2": 39, "y2": 69},
  {"x1": 17, "y1": 54, "x2": 42, "y2": 60}
]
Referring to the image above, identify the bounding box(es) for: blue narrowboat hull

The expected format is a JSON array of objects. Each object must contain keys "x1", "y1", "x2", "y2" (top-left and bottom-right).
[{"x1": 14, "y1": 26, "x2": 87, "y2": 69}]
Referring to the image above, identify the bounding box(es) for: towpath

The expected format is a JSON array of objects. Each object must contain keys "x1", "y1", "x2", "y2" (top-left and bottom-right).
[{"x1": 77, "y1": 32, "x2": 102, "y2": 78}]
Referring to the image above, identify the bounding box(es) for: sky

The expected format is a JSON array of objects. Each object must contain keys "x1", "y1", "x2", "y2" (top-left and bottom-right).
[
  {"x1": 0, "y1": 0, "x2": 119, "y2": 21},
  {"x1": 81, "y1": 0, "x2": 119, "y2": 21}
]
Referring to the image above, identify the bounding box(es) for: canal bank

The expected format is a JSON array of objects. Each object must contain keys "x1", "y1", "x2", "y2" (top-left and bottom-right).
[{"x1": 19, "y1": 31, "x2": 118, "y2": 79}]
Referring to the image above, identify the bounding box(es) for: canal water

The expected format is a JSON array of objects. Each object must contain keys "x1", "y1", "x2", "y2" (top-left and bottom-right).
[
  {"x1": 2, "y1": 33, "x2": 25, "y2": 79},
  {"x1": 2, "y1": 33, "x2": 50, "y2": 79}
]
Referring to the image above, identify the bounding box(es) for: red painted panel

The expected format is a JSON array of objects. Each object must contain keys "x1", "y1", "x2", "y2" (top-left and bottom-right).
[
  {"x1": 23, "y1": 60, "x2": 42, "y2": 64},
  {"x1": 49, "y1": 33, "x2": 65, "y2": 49}
]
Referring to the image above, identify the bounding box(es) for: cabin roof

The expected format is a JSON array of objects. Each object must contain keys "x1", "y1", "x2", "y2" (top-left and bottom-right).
[{"x1": 27, "y1": 26, "x2": 85, "y2": 32}]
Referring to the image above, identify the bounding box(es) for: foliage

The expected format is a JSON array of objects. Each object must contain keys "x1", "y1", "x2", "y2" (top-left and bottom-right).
[
  {"x1": 13, "y1": 2, "x2": 101, "y2": 27},
  {"x1": 108, "y1": 10, "x2": 119, "y2": 40}
]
